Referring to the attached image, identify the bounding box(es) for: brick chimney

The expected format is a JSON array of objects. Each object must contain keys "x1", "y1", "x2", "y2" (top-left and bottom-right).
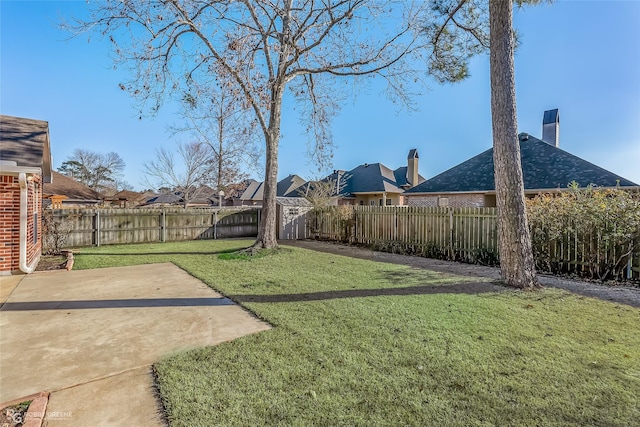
[
  {"x1": 407, "y1": 149, "x2": 419, "y2": 187},
  {"x1": 542, "y1": 109, "x2": 560, "y2": 147}
]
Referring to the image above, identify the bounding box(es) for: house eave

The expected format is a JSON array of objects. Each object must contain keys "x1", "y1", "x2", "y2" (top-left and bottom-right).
[
  {"x1": 0, "y1": 165, "x2": 42, "y2": 176},
  {"x1": 350, "y1": 191, "x2": 404, "y2": 196},
  {"x1": 405, "y1": 190, "x2": 489, "y2": 197},
  {"x1": 42, "y1": 128, "x2": 52, "y2": 183}
]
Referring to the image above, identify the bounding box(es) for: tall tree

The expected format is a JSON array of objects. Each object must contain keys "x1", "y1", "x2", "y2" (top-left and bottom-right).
[
  {"x1": 71, "y1": 0, "x2": 432, "y2": 250},
  {"x1": 427, "y1": 0, "x2": 539, "y2": 289},
  {"x1": 58, "y1": 148, "x2": 126, "y2": 192},
  {"x1": 489, "y1": 0, "x2": 537, "y2": 288}
]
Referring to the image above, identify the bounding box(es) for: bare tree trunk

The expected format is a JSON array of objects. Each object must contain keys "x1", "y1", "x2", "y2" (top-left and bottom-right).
[
  {"x1": 256, "y1": 133, "x2": 279, "y2": 248},
  {"x1": 254, "y1": 85, "x2": 284, "y2": 249},
  {"x1": 217, "y1": 112, "x2": 224, "y2": 191},
  {"x1": 489, "y1": 0, "x2": 538, "y2": 289}
]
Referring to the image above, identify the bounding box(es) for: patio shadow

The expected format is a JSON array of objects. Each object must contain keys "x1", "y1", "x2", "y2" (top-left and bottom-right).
[{"x1": 1, "y1": 297, "x2": 235, "y2": 311}]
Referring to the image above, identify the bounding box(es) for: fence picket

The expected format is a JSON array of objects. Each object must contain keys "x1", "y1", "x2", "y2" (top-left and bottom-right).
[
  {"x1": 305, "y1": 205, "x2": 637, "y2": 280},
  {"x1": 50, "y1": 207, "x2": 259, "y2": 248}
]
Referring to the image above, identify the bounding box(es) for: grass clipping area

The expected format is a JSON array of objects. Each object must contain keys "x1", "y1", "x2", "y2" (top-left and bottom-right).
[{"x1": 75, "y1": 241, "x2": 640, "y2": 426}]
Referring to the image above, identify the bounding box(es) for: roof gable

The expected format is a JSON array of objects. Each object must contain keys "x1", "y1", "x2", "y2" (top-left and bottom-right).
[
  {"x1": 277, "y1": 174, "x2": 306, "y2": 196},
  {"x1": 406, "y1": 134, "x2": 638, "y2": 194},
  {"x1": 393, "y1": 166, "x2": 426, "y2": 187},
  {"x1": 339, "y1": 163, "x2": 401, "y2": 194},
  {"x1": 0, "y1": 115, "x2": 52, "y2": 182},
  {"x1": 240, "y1": 175, "x2": 307, "y2": 201},
  {"x1": 240, "y1": 180, "x2": 263, "y2": 200}
]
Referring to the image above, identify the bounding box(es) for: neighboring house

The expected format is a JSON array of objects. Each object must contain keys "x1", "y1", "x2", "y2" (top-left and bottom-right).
[
  {"x1": 239, "y1": 175, "x2": 306, "y2": 206},
  {"x1": 313, "y1": 149, "x2": 425, "y2": 206},
  {"x1": 404, "y1": 110, "x2": 638, "y2": 208},
  {"x1": 142, "y1": 192, "x2": 185, "y2": 207},
  {"x1": 44, "y1": 171, "x2": 103, "y2": 208},
  {"x1": 226, "y1": 179, "x2": 254, "y2": 206},
  {"x1": 0, "y1": 114, "x2": 52, "y2": 274},
  {"x1": 142, "y1": 188, "x2": 224, "y2": 207},
  {"x1": 107, "y1": 190, "x2": 154, "y2": 208}
]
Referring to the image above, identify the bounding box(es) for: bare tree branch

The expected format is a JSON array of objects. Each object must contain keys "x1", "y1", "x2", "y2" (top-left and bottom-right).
[{"x1": 70, "y1": 0, "x2": 445, "y2": 249}]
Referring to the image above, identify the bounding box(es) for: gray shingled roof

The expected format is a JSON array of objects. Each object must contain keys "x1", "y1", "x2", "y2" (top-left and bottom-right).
[
  {"x1": 393, "y1": 166, "x2": 426, "y2": 187},
  {"x1": 276, "y1": 197, "x2": 312, "y2": 206},
  {"x1": 406, "y1": 133, "x2": 637, "y2": 194},
  {"x1": 0, "y1": 114, "x2": 52, "y2": 182},
  {"x1": 144, "y1": 193, "x2": 184, "y2": 205},
  {"x1": 240, "y1": 179, "x2": 262, "y2": 200},
  {"x1": 240, "y1": 175, "x2": 306, "y2": 201},
  {"x1": 332, "y1": 163, "x2": 424, "y2": 196},
  {"x1": 341, "y1": 163, "x2": 402, "y2": 193},
  {"x1": 277, "y1": 174, "x2": 306, "y2": 196},
  {"x1": 290, "y1": 161, "x2": 426, "y2": 198}
]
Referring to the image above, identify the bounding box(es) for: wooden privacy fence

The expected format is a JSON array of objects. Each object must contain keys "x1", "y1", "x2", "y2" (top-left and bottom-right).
[
  {"x1": 308, "y1": 206, "x2": 498, "y2": 264},
  {"x1": 307, "y1": 206, "x2": 640, "y2": 280},
  {"x1": 52, "y1": 207, "x2": 260, "y2": 247}
]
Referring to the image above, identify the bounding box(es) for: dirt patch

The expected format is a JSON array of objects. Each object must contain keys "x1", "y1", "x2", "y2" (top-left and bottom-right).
[
  {"x1": 285, "y1": 240, "x2": 640, "y2": 308},
  {"x1": 36, "y1": 255, "x2": 67, "y2": 271}
]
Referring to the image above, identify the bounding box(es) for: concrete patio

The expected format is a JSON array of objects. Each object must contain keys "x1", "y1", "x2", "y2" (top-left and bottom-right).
[{"x1": 0, "y1": 263, "x2": 271, "y2": 426}]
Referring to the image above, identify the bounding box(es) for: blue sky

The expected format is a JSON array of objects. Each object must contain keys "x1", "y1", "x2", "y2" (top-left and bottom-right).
[{"x1": 2, "y1": 0, "x2": 639, "y2": 190}]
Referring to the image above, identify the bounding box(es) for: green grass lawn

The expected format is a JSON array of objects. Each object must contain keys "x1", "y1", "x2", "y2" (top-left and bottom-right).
[{"x1": 74, "y1": 240, "x2": 640, "y2": 426}]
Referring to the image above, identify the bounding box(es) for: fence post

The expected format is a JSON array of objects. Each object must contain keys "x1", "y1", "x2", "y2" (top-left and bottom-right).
[
  {"x1": 214, "y1": 210, "x2": 218, "y2": 240},
  {"x1": 448, "y1": 208, "x2": 454, "y2": 259},
  {"x1": 257, "y1": 208, "x2": 261, "y2": 235},
  {"x1": 95, "y1": 210, "x2": 101, "y2": 247},
  {"x1": 160, "y1": 210, "x2": 166, "y2": 242}
]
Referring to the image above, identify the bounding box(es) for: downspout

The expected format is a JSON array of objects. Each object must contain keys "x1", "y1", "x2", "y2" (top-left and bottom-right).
[{"x1": 19, "y1": 172, "x2": 37, "y2": 273}]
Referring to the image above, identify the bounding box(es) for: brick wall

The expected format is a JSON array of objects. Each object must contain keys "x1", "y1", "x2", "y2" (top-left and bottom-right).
[
  {"x1": 0, "y1": 175, "x2": 20, "y2": 272},
  {"x1": 0, "y1": 174, "x2": 42, "y2": 273},
  {"x1": 406, "y1": 193, "x2": 486, "y2": 208}
]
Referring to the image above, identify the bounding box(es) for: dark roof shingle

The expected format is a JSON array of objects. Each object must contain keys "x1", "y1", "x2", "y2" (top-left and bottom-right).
[
  {"x1": 0, "y1": 114, "x2": 52, "y2": 182},
  {"x1": 406, "y1": 134, "x2": 637, "y2": 194}
]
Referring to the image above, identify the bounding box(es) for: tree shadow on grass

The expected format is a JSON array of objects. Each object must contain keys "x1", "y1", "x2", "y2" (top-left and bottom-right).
[
  {"x1": 230, "y1": 281, "x2": 505, "y2": 304},
  {"x1": 378, "y1": 268, "x2": 448, "y2": 285}
]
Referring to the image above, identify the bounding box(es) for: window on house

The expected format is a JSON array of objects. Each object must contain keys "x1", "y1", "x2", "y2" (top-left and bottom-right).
[
  {"x1": 289, "y1": 208, "x2": 299, "y2": 215},
  {"x1": 370, "y1": 200, "x2": 375, "y2": 206},
  {"x1": 359, "y1": 200, "x2": 364, "y2": 205},
  {"x1": 34, "y1": 181, "x2": 39, "y2": 212},
  {"x1": 438, "y1": 197, "x2": 449, "y2": 207},
  {"x1": 33, "y1": 181, "x2": 39, "y2": 244},
  {"x1": 33, "y1": 213, "x2": 38, "y2": 244},
  {"x1": 386, "y1": 199, "x2": 392, "y2": 206}
]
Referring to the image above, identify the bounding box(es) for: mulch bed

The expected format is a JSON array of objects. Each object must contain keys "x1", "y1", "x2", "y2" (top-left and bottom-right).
[
  {"x1": 0, "y1": 401, "x2": 30, "y2": 427},
  {"x1": 36, "y1": 255, "x2": 67, "y2": 271}
]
